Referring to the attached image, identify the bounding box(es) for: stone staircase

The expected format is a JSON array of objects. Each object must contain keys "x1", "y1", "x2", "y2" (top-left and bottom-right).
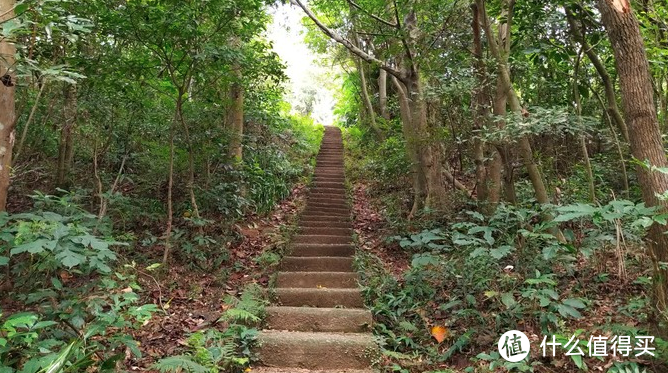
[{"x1": 254, "y1": 127, "x2": 377, "y2": 372}]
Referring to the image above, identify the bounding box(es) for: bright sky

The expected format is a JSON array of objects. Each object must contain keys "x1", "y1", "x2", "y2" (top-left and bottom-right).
[{"x1": 266, "y1": 3, "x2": 340, "y2": 126}]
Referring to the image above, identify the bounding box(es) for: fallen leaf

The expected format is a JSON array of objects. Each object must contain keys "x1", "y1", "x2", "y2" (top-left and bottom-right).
[{"x1": 431, "y1": 325, "x2": 449, "y2": 343}]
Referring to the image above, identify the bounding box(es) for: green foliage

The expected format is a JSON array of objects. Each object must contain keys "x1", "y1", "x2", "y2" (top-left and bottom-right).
[
  {"x1": 356, "y1": 199, "x2": 661, "y2": 368},
  {"x1": 154, "y1": 284, "x2": 265, "y2": 373}
]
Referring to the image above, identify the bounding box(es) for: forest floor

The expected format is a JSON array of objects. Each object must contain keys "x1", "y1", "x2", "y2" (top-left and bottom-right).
[
  {"x1": 124, "y1": 183, "x2": 308, "y2": 370},
  {"x1": 348, "y1": 180, "x2": 662, "y2": 372}
]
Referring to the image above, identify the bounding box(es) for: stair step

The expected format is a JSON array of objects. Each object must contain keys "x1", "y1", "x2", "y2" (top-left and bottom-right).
[
  {"x1": 251, "y1": 368, "x2": 374, "y2": 373},
  {"x1": 291, "y1": 243, "x2": 354, "y2": 257},
  {"x1": 293, "y1": 235, "x2": 352, "y2": 245},
  {"x1": 300, "y1": 214, "x2": 350, "y2": 222},
  {"x1": 276, "y1": 271, "x2": 358, "y2": 288},
  {"x1": 302, "y1": 209, "x2": 349, "y2": 218},
  {"x1": 265, "y1": 307, "x2": 372, "y2": 333},
  {"x1": 257, "y1": 331, "x2": 377, "y2": 369},
  {"x1": 281, "y1": 256, "x2": 354, "y2": 272},
  {"x1": 300, "y1": 220, "x2": 351, "y2": 229},
  {"x1": 299, "y1": 227, "x2": 352, "y2": 236},
  {"x1": 276, "y1": 288, "x2": 364, "y2": 307},
  {"x1": 307, "y1": 197, "x2": 348, "y2": 204},
  {"x1": 306, "y1": 202, "x2": 349, "y2": 209}
]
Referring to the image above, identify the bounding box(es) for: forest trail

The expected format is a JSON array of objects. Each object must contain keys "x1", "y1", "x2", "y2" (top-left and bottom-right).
[{"x1": 254, "y1": 127, "x2": 377, "y2": 372}]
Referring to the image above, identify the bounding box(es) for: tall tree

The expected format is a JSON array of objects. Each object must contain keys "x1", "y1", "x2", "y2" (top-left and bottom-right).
[
  {"x1": 293, "y1": 0, "x2": 448, "y2": 212},
  {"x1": 597, "y1": 0, "x2": 668, "y2": 326},
  {"x1": 0, "y1": 0, "x2": 16, "y2": 211}
]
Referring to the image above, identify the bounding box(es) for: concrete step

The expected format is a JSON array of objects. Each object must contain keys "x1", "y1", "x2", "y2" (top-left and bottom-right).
[
  {"x1": 307, "y1": 197, "x2": 348, "y2": 204},
  {"x1": 257, "y1": 331, "x2": 376, "y2": 369},
  {"x1": 276, "y1": 271, "x2": 358, "y2": 288},
  {"x1": 310, "y1": 190, "x2": 346, "y2": 197},
  {"x1": 293, "y1": 235, "x2": 352, "y2": 245},
  {"x1": 265, "y1": 307, "x2": 372, "y2": 333},
  {"x1": 281, "y1": 256, "x2": 354, "y2": 272},
  {"x1": 276, "y1": 288, "x2": 364, "y2": 308},
  {"x1": 300, "y1": 214, "x2": 350, "y2": 222},
  {"x1": 252, "y1": 368, "x2": 374, "y2": 373},
  {"x1": 291, "y1": 243, "x2": 354, "y2": 257},
  {"x1": 300, "y1": 220, "x2": 351, "y2": 229},
  {"x1": 312, "y1": 175, "x2": 345, "y2": 184},
  {"x1": 302, "y1": 209, "x2": 349, "y2": 218},
  {"x1": 299, "y1": 227, "x2": 352, "y2": 236},
  {"x1": 306, "y1": 202, "x2": 349, "y2": 209}
]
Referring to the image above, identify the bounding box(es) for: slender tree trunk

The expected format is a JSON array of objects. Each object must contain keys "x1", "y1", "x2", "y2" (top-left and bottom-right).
[
  {"x1": 573, "y1": 48, "x2": 596, "y2": 203},
  {"x1": 162, "y1": 108, "x2": 177, "y2": 266},
  {"x1": 56, "y1": 84, "x2": 77, "y2": 188},
  {"x1": 0, "y1": 0, "x2": 16, "y2": 211},
  {"x1": 348, "y1": 20, "x2": 383, "y2": 140},
  {"x1": 355, "y1": 58, "x2": 382, "y2": 139},
  {"x1": 479, "y1": 0, "x2": 550, "y2": 206},
  {"x1": 227, "y1": 63, "x2": 244, "y2": 161},
  {"x1": 566, "y1": 9, "x2": 630, "y2": 142},
  {"x1": 392, "y1": 75, "x2": 426, "y2": 216},
  {"x1": 15, "y1": 80, "x2": 46, "y2": 162},
  {"x1": 472, "y1": 3, "x2": 491, "y2": 204},
  {"x1": 378, "y1": 69, "x2": 389, "y2": 120},
  {"x1": 597, "y1": 0, "x2": 668, "y2": 328},
  {"x1": 177, "y1": 92, "x2": 200, "y2": 219},
  {"x1": 591, "y1": 86, "x2": 630, "y2": 195}
]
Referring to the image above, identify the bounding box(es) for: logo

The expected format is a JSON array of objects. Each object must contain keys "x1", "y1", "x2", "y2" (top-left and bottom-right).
[{"x1": 498, "y1": 330, "x2": 530, "y2": 362}]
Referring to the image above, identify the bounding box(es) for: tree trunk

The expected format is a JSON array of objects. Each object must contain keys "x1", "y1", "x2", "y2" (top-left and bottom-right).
[
  {"x1": 56, "y1": 84, "x2": 77, "y2": 188},
  {"x1": 0, "y1": 0, "x2": 16, "y2": 211},
  {"x1": 15, "y1": 80, "x2": 46, "y2": 162},
  {"x1": 177, "y1": 92, "x2": 201, "y2": 220},
  {"x1": 348, "y1": 17, "x2": 383, "y2": 140},
  {"x1": 472, "y1": 2, "x2": 492, "y2": 205},
  {"x1": 479, "y1": 0, "x2": 550, "y2": 206},
  {"x1": 392, "y1": 75, "x2": 426, "y2": 216},
  {"x1": 406, "y1": 73, "x2": 447, "y2": 211},
  {"x1": 566, "y1": 9, "x2": 630, "y2": 142},
  {"x1": 378, "y1": 69, "x2": 389, "y2": 120},
  {"x1": 227, "y1": 63, "x2": 244, "y2": 161},
  {"x1": 162, "y1": 108, "x2": 177, "y2": 266},
  {"x1": 597, "y1": 0, "x2": 668, "y2": 329},
  {"x1": 573, "y1": 48, "x2": 597, "y2": 203},
  {"x1": 355, "y1": 57, "x2": 382, "y2": 139}
]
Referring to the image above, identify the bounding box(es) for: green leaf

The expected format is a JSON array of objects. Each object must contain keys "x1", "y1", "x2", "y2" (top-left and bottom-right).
[
  {"x1": 570, "y1": 354, "x2": 585, "y2": 369},
  {"x1": 554, "y1": 204, "x2": 597, "y2": 222},
  {"x1": 0, "y1": 256, "x2": 8, "y2": 266},
  {"x1": 470, "y1": 247, "x2": 488, "y2": 258},
  {"x1": 11, "y1": 239, "x2": 57, "y2": 255},
  {"x1": 562, "y1": 298, "x2": 586, "y2": 309},
  {"x1": 51, "y1": 277, "x2": 62, "y2": 290},
  {"x1": 145, "y1": 263, "x2": 161, "y2": 271},
  {"x1": 501, "y1": 292, "x2": 516, "y2": 308},
  {"x1": 543, "y1": 246, "x2": 558, "y2": 260},
  {"x1": 55, "y1": 249, "x2": 86, "y2": 268},
  {"x1": 490, "y1": 245, "x2": 512, "y2": 259},
  {"x1": 557, "y1": 304, "x2": 582, "y2": 318},
  {"x1": 152, "y1": 356, "x2": 209, "y2": 373}
]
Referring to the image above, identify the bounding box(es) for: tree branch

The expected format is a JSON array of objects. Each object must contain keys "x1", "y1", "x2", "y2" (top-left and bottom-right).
[
  {"x1": 346, "y1": 0, "x2": 398, "y2": 28},
  {"x1": 291, "y1": 0, "x2": 404, "y2": 79}
]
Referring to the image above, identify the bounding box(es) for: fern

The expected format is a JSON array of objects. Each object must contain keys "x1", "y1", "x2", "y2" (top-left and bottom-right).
[
  {"x1": 152, "y1": 355, "x2": 209, "y2": 373},
  {"x1": 219, "y1": 308, "x2": 260, "y2": 324},
  {"x1": 440, "y1": 329, "x2": 474, "y2": 362}
]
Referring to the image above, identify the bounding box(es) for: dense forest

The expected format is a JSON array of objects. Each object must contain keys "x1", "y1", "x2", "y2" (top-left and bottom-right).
[{"x1": 2, "y1": 0, "x2": 668, "y2": 372}]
